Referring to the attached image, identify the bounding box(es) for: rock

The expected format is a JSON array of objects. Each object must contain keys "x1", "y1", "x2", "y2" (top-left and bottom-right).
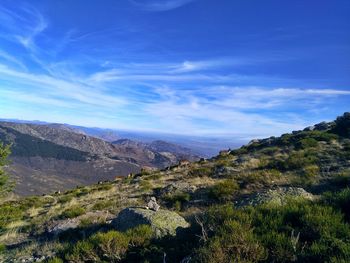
[
  {"x1": 147, "y1": 197, "x2": 160, "y2": 211},
  {"x1": 248, "y1": 139, "x2": 260, "y2": 146},
  {"x1": 314, "y1": 121, "x2": 333, "y2": 131},
  {"x1": 46, "y1": 219, "x2": 80, "y2": 236},
  {"x1": 112, "y1": 207, "x2": 190, "y2": 238},
  {"x1": 304, "y1": 125, "x2": 315, "y2": 131},
  {"x1": 155, "y1": 182, "x2": 197, "y2": 198},
  {"x1": 235, "y1": 187, "x2": 315, "y2": 208}
]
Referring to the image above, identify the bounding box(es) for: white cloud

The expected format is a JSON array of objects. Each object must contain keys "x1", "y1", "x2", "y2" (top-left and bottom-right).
[
  {"x1": 0, "y1": 64, "x2": 128, "y2": 109},
  {"x1": 130, "y1": 0, "x2": 196, "y2": 11},
  {"x1": 0, "y1": 50, "x2": 27, "y2": 70},
  {"x1": 140, "y1": 86, "x2": 350, "y2": 136},
  {"x1": 0, "y1": 5, "x2": 48, "y2": 51}
]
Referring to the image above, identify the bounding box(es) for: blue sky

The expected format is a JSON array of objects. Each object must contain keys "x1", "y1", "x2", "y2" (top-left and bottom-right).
[{"x1": 0, "y1": 0, "x2": 349, "y2": 138}]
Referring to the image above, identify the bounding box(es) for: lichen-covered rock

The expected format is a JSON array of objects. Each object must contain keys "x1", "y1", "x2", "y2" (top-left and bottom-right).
[
  {"x1": 112, "y1": 207, "x2": 189, "y2": 238},
  {"x1": 147, "y1": 197, "x2": 160, "y2": 211},
  {"x1": 46, "y1": 218, "x2": 80, "y2": 236},
  {"x1": 235, "y1": 187, "x2": 315, "y2": 208}
]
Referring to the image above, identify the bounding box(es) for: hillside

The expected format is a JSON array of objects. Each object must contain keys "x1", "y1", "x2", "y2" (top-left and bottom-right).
[
  {"x1": 0, "y1": 122, "x2": 199, "y2": 196},
  {"x1": 0, "y1": 113, "x2": 349, "y2": 262}
]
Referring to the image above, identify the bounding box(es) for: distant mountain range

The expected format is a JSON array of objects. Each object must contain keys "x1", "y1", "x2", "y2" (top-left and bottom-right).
[
  {"x1": 0, "y1": 121, "x2": 199, "y2": 196},
  {"x1": 0, "y1": 118, "x2": 246, "y2": 157}
]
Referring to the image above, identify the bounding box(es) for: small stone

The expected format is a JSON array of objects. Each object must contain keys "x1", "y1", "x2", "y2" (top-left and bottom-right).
[{"x1": 147, "y1": 197, "x2": 160, "y2": 211}]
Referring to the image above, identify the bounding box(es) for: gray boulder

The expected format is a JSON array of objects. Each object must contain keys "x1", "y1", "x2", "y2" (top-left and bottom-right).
[
  {"x1": 235, "y1": 187, "x2": 315, "y2": 208},
  {"x1": 112, "y1": 207, "x2": 189, "y2": 238},
  {"x1": 46, "y1": 219, "x2": 80, "y2": 236}
]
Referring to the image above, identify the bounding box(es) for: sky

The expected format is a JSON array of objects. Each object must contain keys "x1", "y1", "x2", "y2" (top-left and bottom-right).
[{"x1": 0, "y1": 0, "x2": 349, "y2": 139}]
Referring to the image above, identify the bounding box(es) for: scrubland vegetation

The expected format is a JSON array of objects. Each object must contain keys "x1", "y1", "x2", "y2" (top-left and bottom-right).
[{"x1": 0, "y1": 113, "x2": 349, "y2": 262}]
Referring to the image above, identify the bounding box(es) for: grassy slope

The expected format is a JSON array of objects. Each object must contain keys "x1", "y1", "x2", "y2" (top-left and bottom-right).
[{"x1": 0, "y1": 113, "x2": 349, "y2": 262}]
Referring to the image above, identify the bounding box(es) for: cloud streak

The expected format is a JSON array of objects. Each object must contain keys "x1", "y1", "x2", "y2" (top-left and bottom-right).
[
  {"x1": 129, "y1": 0, "x2": 196, "y2": 11},
  {"x1": 0, "y1": 2, "x2": 349, "y2": 138}
]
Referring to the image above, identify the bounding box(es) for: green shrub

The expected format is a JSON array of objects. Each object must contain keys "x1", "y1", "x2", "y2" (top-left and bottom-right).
[
  {"x1": 297, "y1": 138, "x2": 318, "y2": 149},
  {"x1": 46, "y1": 257, "x2": 64, "y2": 263},
  {"x1": 322, "y1": 188, "x2": 350, "y2": 222},
  {"x1": 209, "y1": 179, "x2": 239, "y2": 201},
  {"x1": 126, "y1": 225, "x2": 153, "y2": 247},
  {"x1": 241, "y1": 169, "x2": 281, "y2": 187},
  {"x1": 0, "y1": 243, "x2": 6, "y2": 254},
  {"x1": 65, "y1": 240, "x2": 98, "y2": 262},
  {"x1": 260, "y1": 146, "x2": 280, "y2": 155},
  {"x1": 59, "y1": 206, "x2": 86, "y2": 219},
  {"x1": 305, "y1": 130, "x2": 338, "y2": 142},
  {"x1": 163, "y1": 192, "x2": 191, "y2": 211},
  {"x1": 58, "y1": 194, "x2": 73, "y2": 204},
  {"x1": 90, "y1": 231, "x2": 130, "y2": 261},
  {"x1": 147, "y1": 173, "x2": 161, "y2": 180},
  {"x1": 189, "y1": 167, "x2": 213, "y2": 177},
  {"x1": 331, "y1": 171, "x2": 350, "y2": 188},
  {"x1": 65, "y1": 227, "x2": 152, "y2": 262},
  {"x1": 195, "y1": 198, "x2": 350, "y2": 263},
  {"x1": 0, "y1": 204, "x2": 24, "y2": 232},
  {"x1": 95, "y1": 183, "x2": 114, "y2": 191},
  {"x1": 0, "y1": 142, "x2": 13, "y2": 196},
  {"x1": 300, "y1": 164, "x2": 320, "y2": 185},
  {"x1": 270, "y1": 150, "x2": 318, "y2": 171},
  {"x1": 195, "y1": 219, "x2": 266, "y2": 263},
  {"x1": 139, "y1": 180, "x2": 152, "y2": 192},
  {"x1": 92, "y1": 200, "x2": 115, "y2": 211}
]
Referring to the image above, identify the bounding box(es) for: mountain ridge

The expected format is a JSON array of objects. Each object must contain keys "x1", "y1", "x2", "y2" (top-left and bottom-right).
[{"x1": 0, "y1": 121, "x2": 199, "y2": 196}]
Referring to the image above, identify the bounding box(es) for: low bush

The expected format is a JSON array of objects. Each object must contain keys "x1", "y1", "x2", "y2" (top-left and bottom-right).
[
  {"x1": 64, "y1": 225, "x2": 153, "y2": 262},
  {"x1": 46, "y1": 258, "x2": 64, "y2": 263},
  {"x1": 322, "y1": 188, "x2": 350, "y2": 222},
  {"x1": 189, "y1": 167, "x2": 213, "y2": 177},
  {"x1": 193, "y1": 196, "x2": 350, "y2": 262},
  {"x1": 58, "y1": 194, "x2": 73, "y2": 204},
  {"x1": 240, "y1": 169, "x2": 281, "y2": 189},
  {"x1": 139, "y1": 180, "x2": 152, "y2": 192},
  {"x1": 0, "y1": 243, "x2": 6, "y2": 254},
  {"x1": 297, "y1": 138, "x2": 318, "y2": 149},
  {"x1": 0, "y1": 204, "x2": 24, "y2": 232},
  {"x1": 92, "y1": 200, "x2": 115, "y2": 211},
  {"x1": 163, "y1": 192, "x2": 191, "y2": 211},
  {"x1": 95, "y1": 183, "x2": 113, "y2": 191},
  {"x1": 209, "y1": 179, "x2": 239, "y2": 201},
  {"x1": 59, "y1": 206, "x2": 86, "y2": 219},
  {"x1": 260, "y1": 146, "x2": 280, "y2": 155}
]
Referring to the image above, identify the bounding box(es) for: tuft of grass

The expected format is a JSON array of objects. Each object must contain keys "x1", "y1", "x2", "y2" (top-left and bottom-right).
[
  {"x1": 59, "y1": 206, "x2": 86, "y2": 219},
  {"x1": 163, "y1": 192, "x2": 191, "y2": 211},
  {"x1": 139, "y1": 180, "x2": 152, "y2": 192},
  {"x1": 92, "y1": 200, "x2": 115, "y2": 211},
  {"x1": 209, "y1": 179, "x2": 239, "y2": 201}
]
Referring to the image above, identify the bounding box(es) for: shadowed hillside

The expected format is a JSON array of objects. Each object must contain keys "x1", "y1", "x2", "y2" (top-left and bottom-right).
[{"x1": 0, "y1": 122, "x2": 199, "y2": 196}]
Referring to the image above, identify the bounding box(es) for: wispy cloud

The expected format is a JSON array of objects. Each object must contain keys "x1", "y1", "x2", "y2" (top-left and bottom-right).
[
  {"x1": 0, "y1": 4, "x2": 47, "y2": 51},
  {"x1": 140, "y1": 86, "x2": 350, "y2": 136},
  {"x1": 129, "y1": 0, "x2": 196, "y2": 11},
  {"x1": 0, "y1": 64, "x2": 128, "y2": 109},
  {"x1": 0, "y1": 1, "x2": 349, "y2": 138},
  {"x1": 0, "y1": 49, "x2": 27, "y2": 70},
  {"x1": 87, "y1": 58, "x2": 265, "y2": 84}
]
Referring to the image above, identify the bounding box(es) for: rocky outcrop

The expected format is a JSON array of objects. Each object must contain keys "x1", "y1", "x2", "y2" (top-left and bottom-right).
[
  {"x1": 235, "y1": 187, "x2": 315, "y2": 208},
  {"x1": 112, "y1": 207, "x2": 189, "y2": 238}
]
